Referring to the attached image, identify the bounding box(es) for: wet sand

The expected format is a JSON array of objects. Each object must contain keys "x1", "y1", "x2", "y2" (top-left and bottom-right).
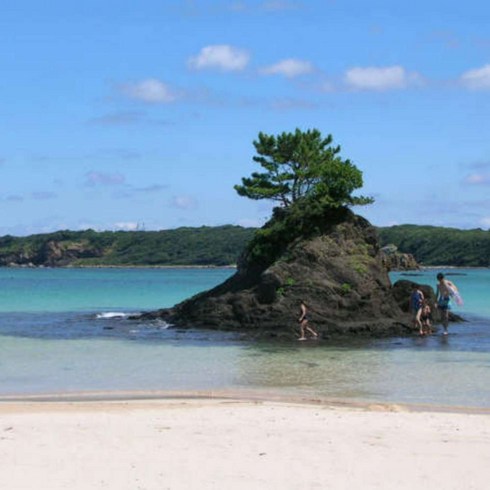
[{"x1": 1, "y1": 393, "x2": 490, "y2": 489}]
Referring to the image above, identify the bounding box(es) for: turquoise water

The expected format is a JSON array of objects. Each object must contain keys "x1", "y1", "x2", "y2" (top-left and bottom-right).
[
  {"x1": 1, "y1": 267, "x2": 489, "y2": 408},
  {"x1": 0, "y1": 267, "x2": 233, "y2": 313},
  {"x1": 391, "y1": 268, "x2": 490, "y2": 319}
]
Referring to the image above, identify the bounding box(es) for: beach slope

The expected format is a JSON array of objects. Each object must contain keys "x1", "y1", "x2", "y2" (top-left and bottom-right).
[{"x1": 1, "y1": 398, "x2": 489, "y2": 490}]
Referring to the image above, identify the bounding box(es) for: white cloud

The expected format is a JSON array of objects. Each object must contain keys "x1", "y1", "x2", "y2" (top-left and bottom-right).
[
  {"x1": 170, "y1": 195, "x2": 198, "y2": 210},
  {"x1": 480, "y1": 217, "x2": 490, "y2": 228},
  {"x1": 188, "y1": 45, "x2": 250, "y2": 72},
  {"x1": 464, "y1": 173, "x2": 490, "y2": 185},
  {"x1": 460, "y1": 64, "x2": 490, "y2": 90},
  {"x1": 260, "y1": 58, "x2": 314, "y2": 78},
  {"x1": 113, "y1": 222, "x2": 140, "y2": 231},
  {"x1": 120, "y1": 79, "x2": 180, "y2": 103},
  {"x1": 237, "y1": 218, "x2": 261, "y2": 227},
  {"x1": 344, "y1": 65, "x2": 421, "y2": 91}
]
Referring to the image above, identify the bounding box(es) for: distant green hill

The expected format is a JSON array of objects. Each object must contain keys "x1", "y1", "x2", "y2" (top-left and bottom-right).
[
  {"x1": 0, "y1": 226, "x2": 256, "y2": 267},
  {"x1": 378, "y1": 224, "x2": 490, "y2": 267},
  {"x1": 2, "y1": 223, "x2": 489, "y2": 268}
]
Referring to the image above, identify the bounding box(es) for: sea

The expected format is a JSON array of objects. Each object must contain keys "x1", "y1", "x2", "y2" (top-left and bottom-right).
[{"x1": 1, "y1": 267, "x2": 489, "y2": 409}]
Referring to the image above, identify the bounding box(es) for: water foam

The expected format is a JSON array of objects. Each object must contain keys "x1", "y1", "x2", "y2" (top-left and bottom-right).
[{"x1": 95, "y1": 312, "x2": 130, "y2": 319}]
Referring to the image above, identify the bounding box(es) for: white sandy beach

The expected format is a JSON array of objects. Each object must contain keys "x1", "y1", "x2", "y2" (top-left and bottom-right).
[{"x1": 1, "y1": 396, "x2": 489, "y2": 490}]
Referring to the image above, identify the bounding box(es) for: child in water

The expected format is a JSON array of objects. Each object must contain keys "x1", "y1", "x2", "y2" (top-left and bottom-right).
[
  {"x1": 420, "y1": 300, "x2": 432, "y2": 336},
  {"x1": 409, "y1": 284, "x2": 425, "y2": 336}
]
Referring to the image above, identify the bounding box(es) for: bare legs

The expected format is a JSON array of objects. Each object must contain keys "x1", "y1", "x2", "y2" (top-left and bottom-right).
[{"x1": 299, "y1": 320, "x2": 318, "y2": 341}]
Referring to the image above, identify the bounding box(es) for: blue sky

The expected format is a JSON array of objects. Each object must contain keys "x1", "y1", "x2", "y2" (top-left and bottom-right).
[{"x1": 2, "y1": 0, "x2": 490, "y2": 235}]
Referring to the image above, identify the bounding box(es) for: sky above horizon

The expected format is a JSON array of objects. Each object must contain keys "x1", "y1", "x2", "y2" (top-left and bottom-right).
[{"x1": 2, "y1": 0, "x2": 490, "y2": 235}]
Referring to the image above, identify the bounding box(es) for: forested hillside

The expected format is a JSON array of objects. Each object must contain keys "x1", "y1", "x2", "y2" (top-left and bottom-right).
[
  {"x1": 0, "y1": 226, "x2": 256, "y2": 267},
  {"x1": 378, "y1": 225, "x2": 490, "y2": 266},
  {"x1": 2, "y1": 223, "x2": 489, "y2": 268}
]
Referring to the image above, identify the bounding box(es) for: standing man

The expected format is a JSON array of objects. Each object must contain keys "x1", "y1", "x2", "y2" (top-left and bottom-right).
[{"x1": 435, "y1": 272, "x2": 458, "y2": 335}]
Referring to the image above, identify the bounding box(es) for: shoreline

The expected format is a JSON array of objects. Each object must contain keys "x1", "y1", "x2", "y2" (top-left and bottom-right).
[{"x1": 2, "y1": 389, "x2": 490, "y2": 415}]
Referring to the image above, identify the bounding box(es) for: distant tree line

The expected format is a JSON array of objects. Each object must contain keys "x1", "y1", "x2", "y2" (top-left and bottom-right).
[
  {"x1": 0, "y1": 226, "x2": 256, "y2": 267},
  {"x1": 378, "y1": 224, "x2": 490, "y2": 267},
  {"x1": 1, "y1": 223, "x2": 489, "y2": 268}
]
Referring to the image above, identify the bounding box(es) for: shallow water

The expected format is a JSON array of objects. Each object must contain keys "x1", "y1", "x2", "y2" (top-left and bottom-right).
[{"x1": 0, "y1": 267, "x2": 489, "y2": 408}]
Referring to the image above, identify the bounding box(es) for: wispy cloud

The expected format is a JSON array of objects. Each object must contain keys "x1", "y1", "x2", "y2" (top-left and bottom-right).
[
  {"x1": 84, "y1": 171, "x2": 126, "y2": 187},
  {"x1": 88, "y1": 111, "x2": 170, "y2": 127},
  {"x1": 462, "y1": 161, "x2": 490, "y2": 185},
  {"x1": 429, "y1": 30, "x2": 461, "y2": 50},
  {"x1": 119, "y1": 79, "x2": 181, "y2": 103},
  {"x1": 134, "y1": 184, "x2": 168, "y2": 193},
  {"x1": 31, "y1": 191, "x2": 57, "y2": 200},
  {"x1": 267, "y1": 97, "x2": 317, "y2": 111},
  {"x1": 344, "y1": 65, "x2": 423, "y2": 91},
  {"x1": 460, "y1": 64, "x2": 490, "y2": 90},
  {"x1": 111, "y1": 183, "x2": 168, "y2": 200},
  {"x1": 85, "y1": 148, "x2": 142, "y2": 161},
  {"x1": 170, "y1": 195, "x2": 198, "y2": 210},
  {"x1": 463, "y1": 173, "x2": 490, "y2": 185},
  {"x1": 5, "y1": 194, "x2": 24, "y2": 202},
  {"x1": 188, "y1": 45, "x2": 250, "y2": 72},
  {"x1": 260, "y1": 58, "x2": 314, "y2": 78},
  {"x1": 480, "y1": 217, "x2": 490, "y2": 228}
]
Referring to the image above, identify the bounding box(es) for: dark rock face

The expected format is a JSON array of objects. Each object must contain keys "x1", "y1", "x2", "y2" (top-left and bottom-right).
[
  {"x1": 137, "y1": 210, "x2": 413, "y2": 338},
  {"x1": 392, "y1": 280, "x2": 436, "y2": 312}
]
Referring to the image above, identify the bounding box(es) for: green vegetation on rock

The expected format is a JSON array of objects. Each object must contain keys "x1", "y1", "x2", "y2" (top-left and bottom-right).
[
  {"x1": 234, "y1": 128, "x2": 373, "y2": 270},
  {"x1": 234, "y1": 128, "x2": 373, "y2": 209}
]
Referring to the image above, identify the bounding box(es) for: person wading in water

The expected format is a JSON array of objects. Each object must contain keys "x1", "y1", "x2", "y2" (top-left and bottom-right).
[{"x1": 298, "y1": 301, "x2": 319, "y2": 341}]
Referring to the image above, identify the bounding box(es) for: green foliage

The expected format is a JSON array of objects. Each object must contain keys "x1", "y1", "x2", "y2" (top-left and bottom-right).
[
  {"x1": 234, "y1": 128, "x2": 373, "y2": 209},
  {"x1": 243, "y1": 200, "x2": 352, "y2": 269},
  {"x1": 352, "y1": 261, "x2": 368, "y2": 275},
  {"x1": 0, "y1": 226, "x2": 256, "y2": 267},
  {"x1": 378, "y1": 225, "x2": 490, "y2": 266},
  {"x1": 340, "y1": 283, "x2": 352, "y2": 295}
]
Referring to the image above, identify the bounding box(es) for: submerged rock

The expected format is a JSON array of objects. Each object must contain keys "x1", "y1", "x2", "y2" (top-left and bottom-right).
[{"x1": 135, "y1": 208, "x2": 413, "y2": 339}]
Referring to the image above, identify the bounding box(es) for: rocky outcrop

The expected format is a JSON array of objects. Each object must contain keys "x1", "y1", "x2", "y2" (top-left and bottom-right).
[
  {"x1": 380, "y1": 244, "x2": 419, "y2": 271},
  {"x1": 0, "y1": 240, "x2": 104, "y2": 267},
  {"x1": 136, "y1": 208, "x2": 413, "y2": 338}
]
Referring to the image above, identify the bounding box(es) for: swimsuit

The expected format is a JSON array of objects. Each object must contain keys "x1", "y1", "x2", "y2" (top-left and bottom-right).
[
  {"x1": 410, "y1": 291, "x2": 423, "y2": 311},
  {"x1": 437, "y1": 295, "x2": 451, "y2": 310}
]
